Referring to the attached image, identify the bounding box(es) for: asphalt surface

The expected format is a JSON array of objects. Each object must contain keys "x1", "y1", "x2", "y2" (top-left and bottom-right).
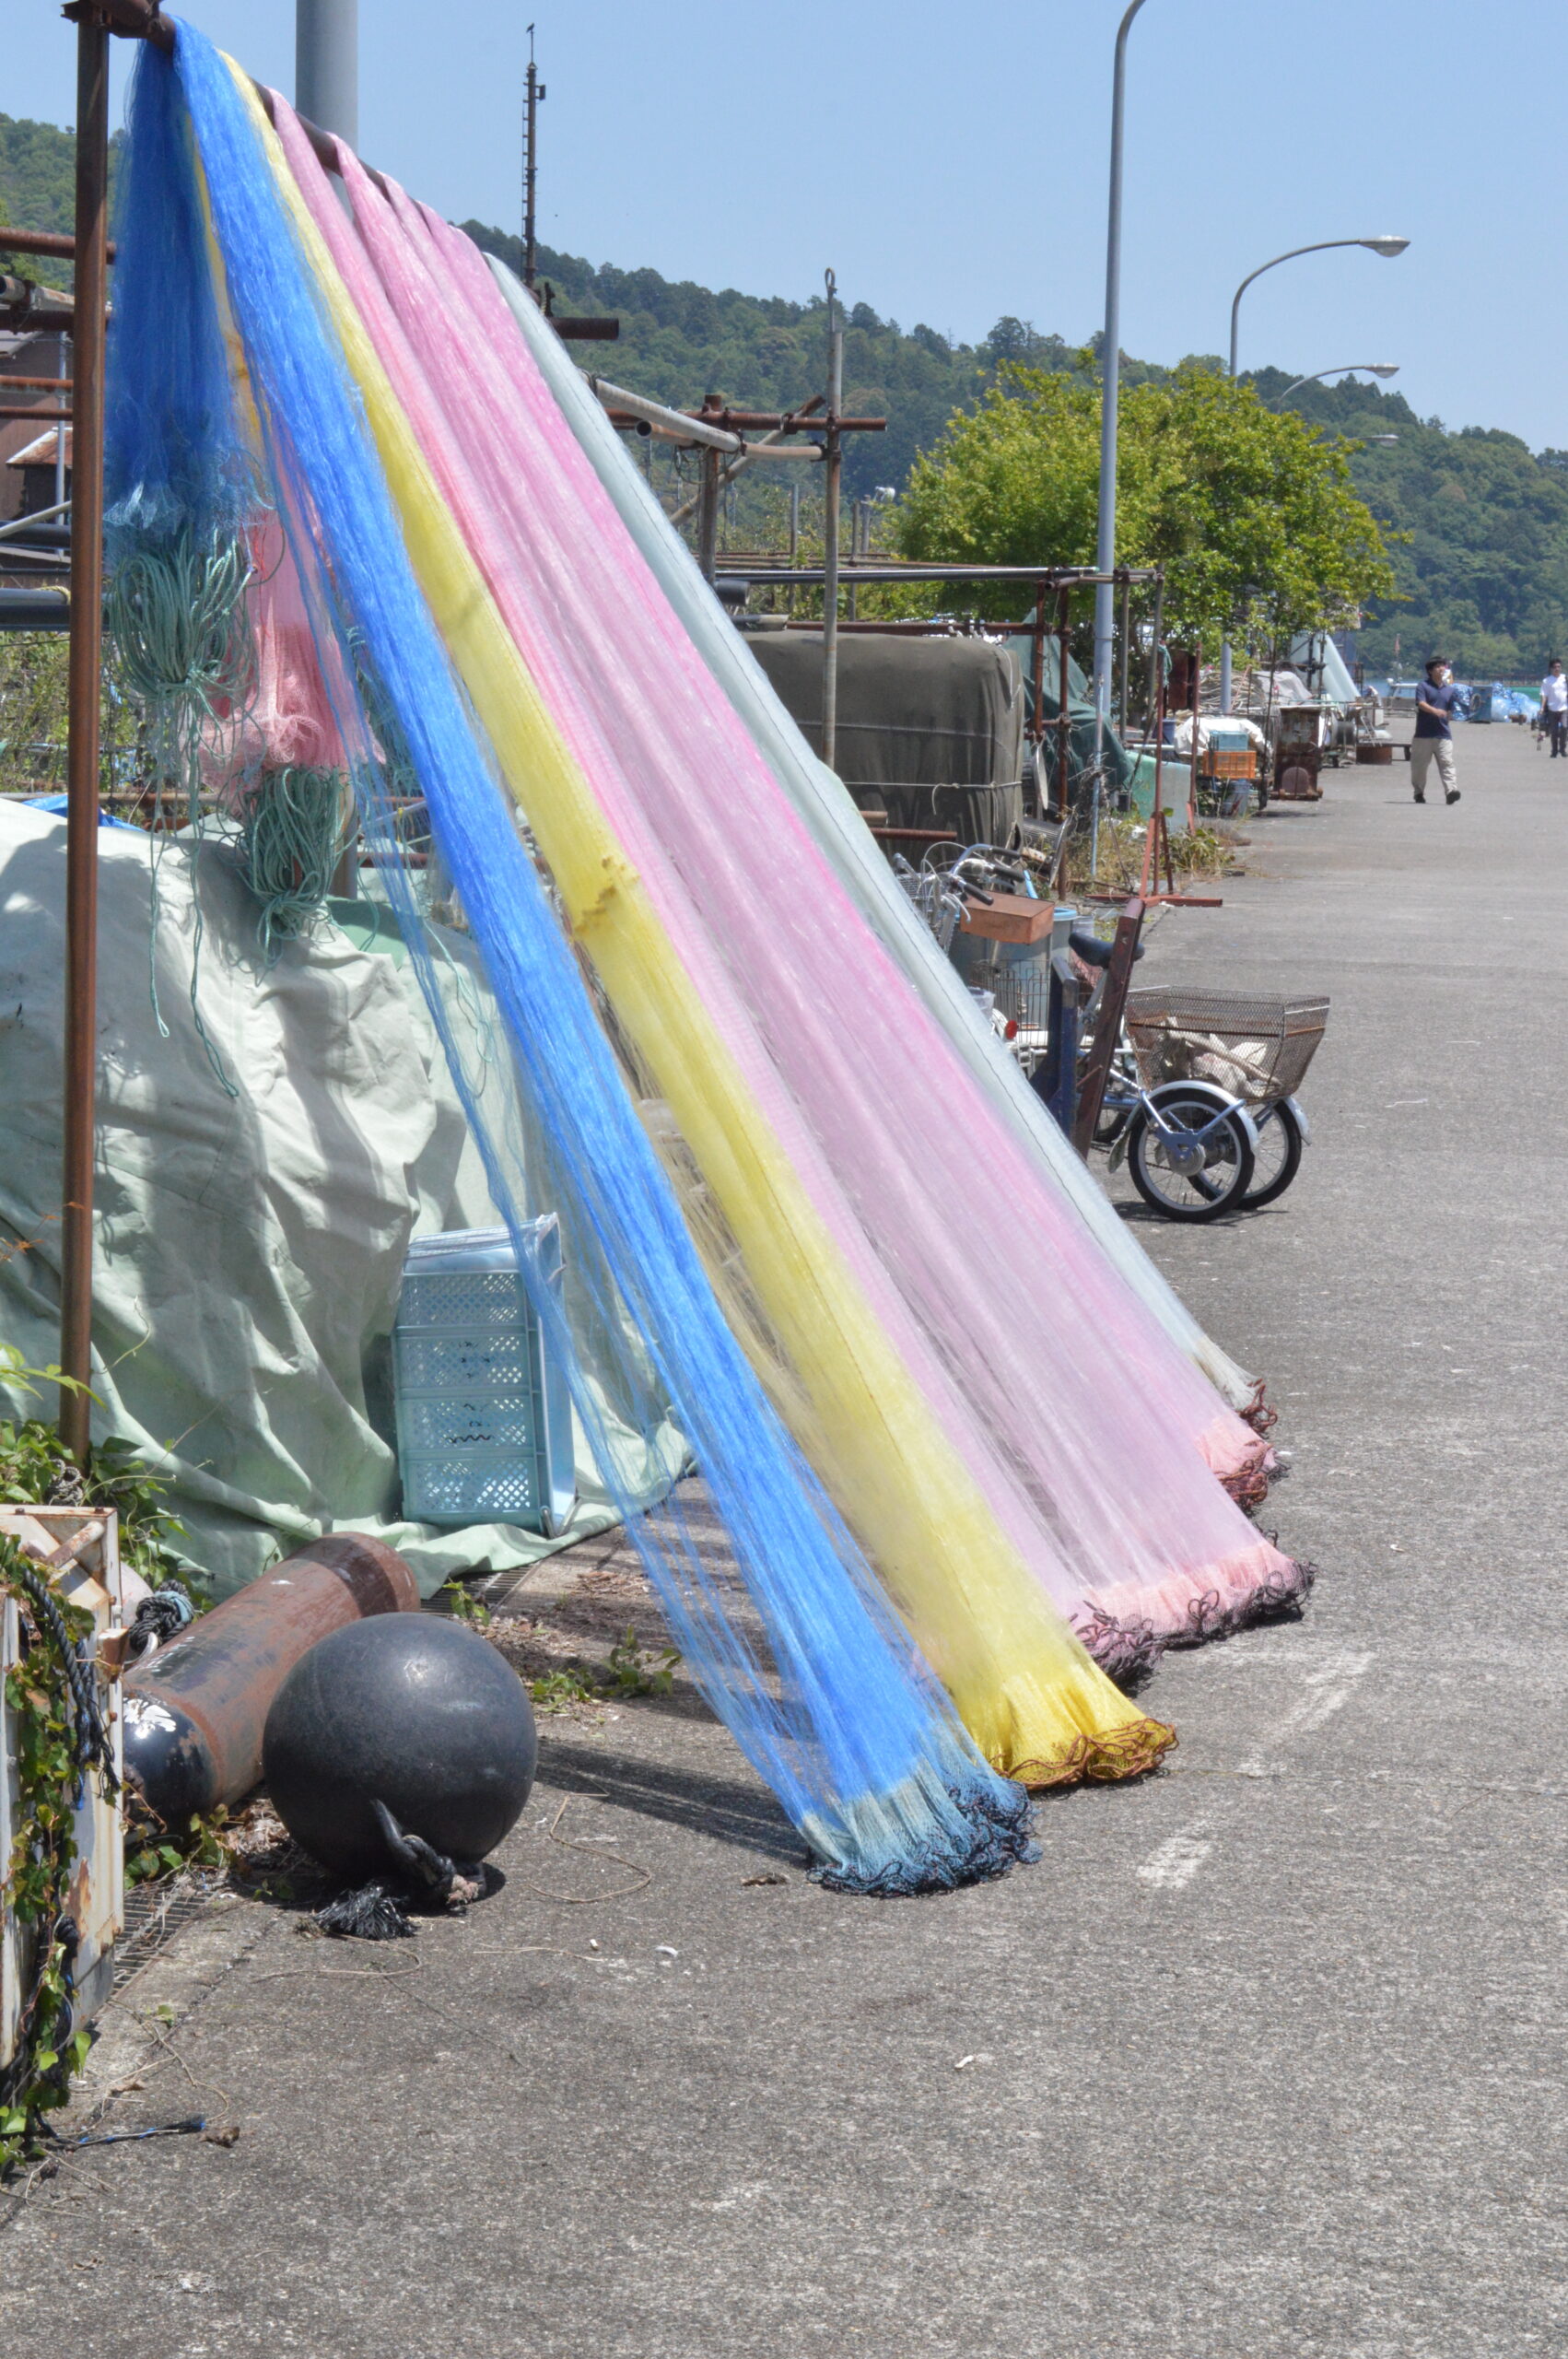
[{"x1": 4, "y1": 722, "x2": 1562, "y2": 2357}]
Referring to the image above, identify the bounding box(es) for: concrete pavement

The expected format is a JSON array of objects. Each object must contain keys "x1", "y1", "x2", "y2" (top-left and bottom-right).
[{"x1": 3, "y1": 721, "x2": 1562, "y2": 2357}]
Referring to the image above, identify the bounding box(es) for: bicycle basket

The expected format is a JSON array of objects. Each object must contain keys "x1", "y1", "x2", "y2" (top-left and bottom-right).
[
  {"x1": 890, "y1": 855, "x2": 962, "y2": 953},
  {"x1": 1123, "y1": 988, "x2": 1328, "y2": 1106}
]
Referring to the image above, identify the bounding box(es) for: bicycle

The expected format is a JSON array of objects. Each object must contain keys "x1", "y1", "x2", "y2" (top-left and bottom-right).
[
  {"x1": 1120, "y1": 985, "x2": 1327, "y2": 1213},
  {"x1": 1071, "y1": 932, "x2": 1260, "y2": 1222}
]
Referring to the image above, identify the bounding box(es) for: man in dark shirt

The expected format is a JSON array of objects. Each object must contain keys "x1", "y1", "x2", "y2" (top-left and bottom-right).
[{"x1": 1411, "y1": 657, "x2": 1462, "y2": 804}]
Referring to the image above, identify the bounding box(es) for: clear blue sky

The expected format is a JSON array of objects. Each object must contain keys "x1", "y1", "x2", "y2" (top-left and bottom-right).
[{"x1": 7, "y1": 1, "x2": 1562, "y2": 450}]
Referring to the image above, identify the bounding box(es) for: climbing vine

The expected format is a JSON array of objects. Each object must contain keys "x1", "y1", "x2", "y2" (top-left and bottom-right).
[
  {"x1": 0, "y1": 1350, "x2": 193, "y2": 2170},
  {"x1": 0, "y1": 1542, "x2": 106, "y2": 2172}
]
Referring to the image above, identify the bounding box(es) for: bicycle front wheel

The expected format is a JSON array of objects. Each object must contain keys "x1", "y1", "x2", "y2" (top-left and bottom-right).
[{"x1": 1127, "y1": 1086, "x2": 1256, "y2": 1222}]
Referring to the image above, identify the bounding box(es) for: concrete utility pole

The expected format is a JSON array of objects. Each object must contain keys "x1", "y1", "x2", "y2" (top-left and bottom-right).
[
  {"x1": 296, "y1": 0, "x2": 358, "y2": 147},
  {"x1": 1092, "y1": 0, "x2": 1153, "y2": 727}
]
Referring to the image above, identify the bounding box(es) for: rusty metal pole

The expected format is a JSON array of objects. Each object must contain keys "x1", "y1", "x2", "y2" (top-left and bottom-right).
[
  {"x1": 696, "y1": 445, "x2": 720, "y2": 581},
  {"x1": 1117, "y1": 570, "x2": 1131, "y2": 734},
  {"x1": 788, "y1": 479, "x2": 800, "y2": 617},
  {"x1": 1071, "y1": 896, "x2": 1146, "y2": 1156},
  {"x1": 59, "y1": 9, "x2": 110, "y2": 1465},
  {"x1": 1144, "y1": 569, "x2": 1164, "y2": 740},
  {"x1": 54, "y1": 334, "x2": 70, "y2": 511},
  {"x1": 822, "y1": 273, "x2": 843, "y2": 771},
  {"x1": 1147, "y1": 569, "x2": 1166, "y2": 836},
  {"x1": 1055, "y1": 586, "x2": 1072, "y2": 823},
  {"x1": 847, "y1": 495, "x2": 862, "y2": 622}
]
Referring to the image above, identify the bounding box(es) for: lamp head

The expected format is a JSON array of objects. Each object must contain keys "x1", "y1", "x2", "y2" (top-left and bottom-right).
[
  {"x1": 1363, "y1": 236, "x2": 1410, "y2": 259},
  {"x1": 1369, "y1": 363, "x2": 1400, "y2": 378}
]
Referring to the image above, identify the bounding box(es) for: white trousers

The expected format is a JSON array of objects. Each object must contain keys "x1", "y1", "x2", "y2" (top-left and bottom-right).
[{"x1": 1410, "y1": 737, "x2": 1457, "y2": 796}]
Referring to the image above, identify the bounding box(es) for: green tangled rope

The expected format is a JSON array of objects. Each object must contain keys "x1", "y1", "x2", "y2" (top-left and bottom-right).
[
  {"x1": 234, "y1": 765, "x2": 355, "y2": 957},
  {"x1": 105, "y1": 527, "x2": 260, "y2": 1097},
  {"x1": 106, "y1": 526, "x2": 256, "y2": 720}
]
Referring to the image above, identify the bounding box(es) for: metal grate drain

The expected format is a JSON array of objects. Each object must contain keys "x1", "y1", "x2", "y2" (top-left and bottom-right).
[{"x1": 111, "y1": 1877, "x2": 221, "y2": 1991}]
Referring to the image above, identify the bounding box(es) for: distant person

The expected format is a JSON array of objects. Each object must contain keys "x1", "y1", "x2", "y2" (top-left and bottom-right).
[
  {"x1": 1541, "y1": 658, "x2": 1568, "y2": 757},
  {"x1": 1411, "y1": 658, "x2": 1461, "y2": 804}
]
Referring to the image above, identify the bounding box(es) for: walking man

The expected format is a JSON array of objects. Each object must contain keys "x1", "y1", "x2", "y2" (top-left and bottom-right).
[
  {"x1": 1411, "y1": 657, "x2": 1462, "y2": 804},
  {"x1": 1541, "y1": 657, "x2": 1568, "y2": 757}
]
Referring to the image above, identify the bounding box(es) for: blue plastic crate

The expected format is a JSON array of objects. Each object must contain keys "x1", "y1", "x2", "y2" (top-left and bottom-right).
[{"x1": 392, "y1": 1222, "x2": 576, "y2": 1535}]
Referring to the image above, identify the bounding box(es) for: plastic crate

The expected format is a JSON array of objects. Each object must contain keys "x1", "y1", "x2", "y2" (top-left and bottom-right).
[
  {"x1": 392, "y1": 1222, "x2": 576, "y2": 1534},
  {"x1": 1199, "y1": 748, "x2": 1258, "y2": 780}
]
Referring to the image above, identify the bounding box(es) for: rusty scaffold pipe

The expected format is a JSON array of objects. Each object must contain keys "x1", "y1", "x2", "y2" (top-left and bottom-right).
[
  {"x1": 56, "y1": 4, "x2": 112, "y2": 1465},
  {"x1": 822, "y1": 271, "x2": 844, "y2": 774}
]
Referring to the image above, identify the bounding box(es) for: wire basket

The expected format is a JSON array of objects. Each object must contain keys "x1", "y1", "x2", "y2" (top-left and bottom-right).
[
  {"x1": 891, "y1": 855, "x2": 963, "y2": 952},
  {"x1": 966, "y1": 952, "x2": 1053, "y2": 1051},
  {"x1": 1123, "y1": 988, "x2": 1328, "y2": 1106}
]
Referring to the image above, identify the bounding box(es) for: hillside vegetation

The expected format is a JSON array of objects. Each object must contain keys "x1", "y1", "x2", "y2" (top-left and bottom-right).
[
  {"x1": 2, "y1": 110, "x2": 1560, "y2": 676},
  {"x1": 466, "y1": 224, "x2": 1104, "y2": 500},
  {"x1": 1246, "y1": 370, "x2": 1568, "y2": 676},
  {"x1": 465, "y1": 227, "x2": 1568, "y2": 677}
]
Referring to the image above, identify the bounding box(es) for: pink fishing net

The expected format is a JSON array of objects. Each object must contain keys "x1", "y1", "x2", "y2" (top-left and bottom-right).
[
  {"x1": 236, "y1": 519, "x2": 350, "y2": 772},
  {"x1": 267, "y1": 95, "x2": 1308, "y2": 1666}
]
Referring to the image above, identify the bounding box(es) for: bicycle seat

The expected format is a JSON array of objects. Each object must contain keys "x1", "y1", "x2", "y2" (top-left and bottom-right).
[{"x1": 1069, "y1": 929, "x2": 1145, "y2": 968}]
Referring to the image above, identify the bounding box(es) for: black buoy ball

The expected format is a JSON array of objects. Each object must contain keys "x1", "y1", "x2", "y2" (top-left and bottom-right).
[{"x1": 262, "y1": 1614, "x2": 537, "y2": 1880}]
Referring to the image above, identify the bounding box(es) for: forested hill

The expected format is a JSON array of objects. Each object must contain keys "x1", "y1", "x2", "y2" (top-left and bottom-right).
[
  {"x1": 0, "y1": 114, "x2": 122, "y2": 282},
  {"x1": 3, "y1": 101, "x2": 1562, "y2": 676},
  {"x1": 1244, "y1": 370, "x2": 1568, "y2": 676},
  {"x1": 467, "y1": 226, "x2": 1568, "y2": 676},
  {"x1": 465, "y1": 222, "x2": 1128, "y2": 499}
]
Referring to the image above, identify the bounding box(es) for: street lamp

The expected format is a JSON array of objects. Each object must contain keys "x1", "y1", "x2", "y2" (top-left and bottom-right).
[
  {"x1": 1228, "y1": 238, "x2": 1409, "y2": 379},
  {"x1": 1092, "y1": 0, "x2": 1153, "y2": 726},
  {"x1": 1219, "y1": 235, "x2": 1409, "y2": 711},
  {"x1": 1270, "y1": 362, "x2": 1399, "y2": 409}
]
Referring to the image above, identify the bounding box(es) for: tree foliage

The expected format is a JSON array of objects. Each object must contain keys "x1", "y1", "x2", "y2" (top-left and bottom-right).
[
  {"x1": 895, "y1": 364, "x2": 1396, "y2": 655},
  {"x1": 1255, "y1": 370, "x2": 1568, "y2": 675},
  {"x1": 0, "y1": 114, "x2": 122, "y2": 290}
]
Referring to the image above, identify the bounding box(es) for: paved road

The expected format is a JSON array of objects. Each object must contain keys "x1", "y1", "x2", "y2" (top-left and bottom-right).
[{"x1": 4, "y1": 723, "x2": 1562, "y2": 2357}]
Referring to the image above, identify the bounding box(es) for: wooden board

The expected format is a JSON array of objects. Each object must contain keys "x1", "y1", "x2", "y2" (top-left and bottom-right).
[{"x1": 958, "y1": 890, "x2": 1053, "y2": 945}]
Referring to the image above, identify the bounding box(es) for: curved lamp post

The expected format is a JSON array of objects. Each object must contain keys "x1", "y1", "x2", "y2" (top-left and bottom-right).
[
  {"x1": 1219, "y1": 235, "x2": 1409, "y2": 710},
  {"x1": 1092, "y1": 0, "x2": 1153, "y2": 726},
  {"x1": 1228, "y1": 238, "x2": 1409, "y2": 378},
  {"x1": 1270, "y1": 361, "x2": 1399, "y2": 409}
]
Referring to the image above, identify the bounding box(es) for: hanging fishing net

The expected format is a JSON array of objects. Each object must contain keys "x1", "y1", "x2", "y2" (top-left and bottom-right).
[
  {"x1": 488, "y1": 256, "x2": 1270, "y2": 1429},
  {"x1": 244, "y1": 102, "x2": 1309, "y2": 1672},
  {"x1": 104, "y1": 25, "x2": 1184, "y2": 1890},
  {"x1": 238, "y1": 64, "x2": 1176, "y2": 1775}
]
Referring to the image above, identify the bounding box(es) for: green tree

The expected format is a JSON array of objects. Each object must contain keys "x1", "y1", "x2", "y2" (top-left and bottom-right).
[{"x1": 895, "y1": 363, "x2": 1397, "y2": 657}]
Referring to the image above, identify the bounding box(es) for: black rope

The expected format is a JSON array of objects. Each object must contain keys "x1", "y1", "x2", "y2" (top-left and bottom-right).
[
  {"x1": 3, "y1": 1549, "x2": 120, "y2": 1797},
  {"x1": 0, "y1": 1543, "x2": 120, "y2": 2131}
]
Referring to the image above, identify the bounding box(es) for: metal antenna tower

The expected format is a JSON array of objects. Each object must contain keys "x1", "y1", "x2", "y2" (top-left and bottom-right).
[{"x1": 523, "y1": 25, "x2": 545, "y2": 290}]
